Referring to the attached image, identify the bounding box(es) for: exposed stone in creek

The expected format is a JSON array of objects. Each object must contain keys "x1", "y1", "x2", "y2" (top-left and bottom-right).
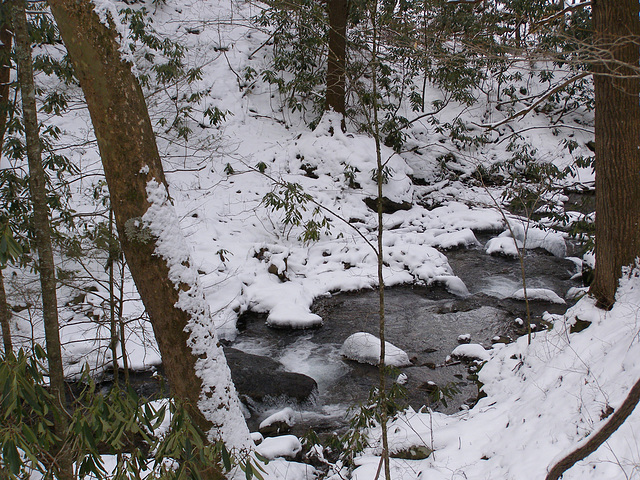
[
  {"x1": 223, "y1": 347, "x2": 318, "y2": 404},
  {"x1": 92, "y1": 348, "x2": 317, "y2": 406}
]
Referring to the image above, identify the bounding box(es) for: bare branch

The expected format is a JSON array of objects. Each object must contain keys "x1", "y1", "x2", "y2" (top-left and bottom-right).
[
  {"x1": 479, "y1": 71, "x2": 589, "y2": 130},
  {"x1": 546, "y1": 376, "x2": 640, "y2": 480}
]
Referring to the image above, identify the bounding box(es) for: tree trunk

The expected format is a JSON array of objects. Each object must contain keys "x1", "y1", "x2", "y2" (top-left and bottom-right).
[
  {"x1": 326, "y1": 0, "x2": 348, "y2": 123},
  {"x1": 9, "y1": 1, "x2": 73, "y2": 478},
  {"x1": 0, "y1": 19, "x2": 13, "y2": 354},
  {"x1": 0, "y1": 269, "x2": 11, "y2": 353},
  {"x1": 589, "y1": 0, "x2": 640, "y2": 308},
  {"x1": 47, "y1": 0, "x2": 251, "y2": 457}
]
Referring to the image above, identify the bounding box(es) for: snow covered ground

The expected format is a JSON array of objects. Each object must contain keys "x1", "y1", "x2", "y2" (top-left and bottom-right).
[{"x1": 6, "y1": 0, "x2": 638, "y2": 478}]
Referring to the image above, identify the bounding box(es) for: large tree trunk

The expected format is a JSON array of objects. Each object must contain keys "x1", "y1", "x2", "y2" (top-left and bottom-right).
[
  {"x1": 326, "y1": 0, "x2": 348, "y2": 121},
  {"x1": 47, "y1": 0, "x2": 251, "y2": 456},
  {"x1": 9, "y1": 1, "x2": 73, "y2": 478},
  {"x1": 589, "y1": 0, "x2": 640, "y2": 308}
]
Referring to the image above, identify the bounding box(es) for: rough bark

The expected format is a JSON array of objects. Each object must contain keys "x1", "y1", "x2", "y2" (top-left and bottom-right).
[
  {"x1": 0, "y1": 19, "x2": 11, "y2": 140},
  {"x1": 589, "y1": 0, "x2": 640, "y2": 308},
  {"x1": 47, "y1": 0, "x2": 250, "y2": 459},
  {"x1": 0, "y1": 269, "x2": 11, "y2": 353},
  {"x1": 546, "y1": 376, "x2": 640, "y2": 480},
  {"x1": 0, "y1": 20, "x2": 13, "y2": 354},
  {"x1": 326, "y1": 0, "x2": 348, "y2": 123},
  {"x1": 9, "y1": 1, "x2": 73, "y2": 478}
]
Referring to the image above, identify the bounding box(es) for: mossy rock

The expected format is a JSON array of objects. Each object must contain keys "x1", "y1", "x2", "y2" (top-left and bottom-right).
[{"x1": 391, "y1": 445, "x2": 433, "y2": 460}]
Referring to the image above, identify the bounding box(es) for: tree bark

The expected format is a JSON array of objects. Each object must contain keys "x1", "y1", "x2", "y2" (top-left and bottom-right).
[
  {"x1": 0, "y1": 269, "x2": 11, "y2": 354},
  {"x1": 589, "y1": 0, "x2": 640, "y2": 308},
  {"x1": 47, "y1": 0, "x2": 251, "y2": 458},
  {"x1": 326, "y1": 0, "x2": 348, "y2": 123},
  {"x1": 0, "y1": 19, "x2": 13, "y2": 354},
  {"x1": 9, "y1": 1, "x2": 73, "y2": 478}
]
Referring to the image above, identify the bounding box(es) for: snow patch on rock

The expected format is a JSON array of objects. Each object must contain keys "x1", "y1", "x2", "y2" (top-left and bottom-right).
[
  {"x1": 341, "y1": 332, "x2": 412, "y2": 367},
  {"x1": 511, "y1": 287, "x2": 566, "y2": 304}
]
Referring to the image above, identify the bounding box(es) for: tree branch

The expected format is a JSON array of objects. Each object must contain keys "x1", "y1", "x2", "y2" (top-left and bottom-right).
[
  {"x1": 478, "y1": 71, "x2": 589, "y2": 130},
  {"x1": 546, "y1": 376, "x2": 640, "y2": 480}
]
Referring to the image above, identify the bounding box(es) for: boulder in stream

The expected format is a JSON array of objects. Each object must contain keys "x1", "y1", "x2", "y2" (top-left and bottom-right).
[
  {"x1": 223, "y1": 347, "x2": 318, "y2": 404},
  {"x1": 340, "y1": 332, "x2": 412, "y2": 367}
]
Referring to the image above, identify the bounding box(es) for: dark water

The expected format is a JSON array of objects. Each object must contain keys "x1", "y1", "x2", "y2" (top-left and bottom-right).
[{"x1": 234, "y1": 243, "x2": 581, "y2": 435}]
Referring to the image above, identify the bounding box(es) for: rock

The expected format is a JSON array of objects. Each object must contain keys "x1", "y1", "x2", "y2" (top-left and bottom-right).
[
  {"x1": 340, "y1": 332, "x2": 412, "y2": 367},
  {"x1": 223, "y1": 348, "x2": 318, "y2": 403},
  {"x1": 570, "y1": 317, "x2": 592, "y2": 334},
  {"x1": 391, "y1": 445, "x2": 433, "y2": 460},
  {"x1": 259, "y1": 407, "x2": 296, "y2": 436},
  {"x1": 451, "y1": 343, "x2": 490, "y2": 362},
  {"x1": 256, "y1": 435, "x2": 302, "y2": 460},
  {"x1": 363, "y1": 196, "x2": 412, "y2": 214}
]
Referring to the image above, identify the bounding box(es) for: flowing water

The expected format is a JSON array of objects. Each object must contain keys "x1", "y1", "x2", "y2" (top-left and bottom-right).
[{"x1": 233, "y1": 242, "x2": 583, "y2": 435}]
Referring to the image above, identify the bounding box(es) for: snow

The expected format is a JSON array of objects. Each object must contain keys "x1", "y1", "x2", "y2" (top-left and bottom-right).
[
  {"x1": 341, "y1": 332, "x2": 412, "y2": 367},
  {"x1": 259, "y1": 407, "x2": 297, "y2": 430},
  {"x1": 511, "y1": 287, "x2": 566, "y2": 304},
  {"x1": 485, "y1": 236, "x2": 520, "y2": 257},
  {"x1": 255, "y1": 435, "x2": 302, "y2": 460},
  {"x1": 351, "y1": 268, "x2": 640, "y2": 480},
  {"x1": 14, "y1": 0, "x2": 640, "y2": 478},
  {"x1": 451, "y1": 343, "x2": 491, "y2": 362}
]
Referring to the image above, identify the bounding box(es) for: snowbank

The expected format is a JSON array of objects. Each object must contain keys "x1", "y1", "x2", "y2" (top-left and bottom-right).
[{"x1": 354, "y1": 267, "x2": 640, "y2": 479}]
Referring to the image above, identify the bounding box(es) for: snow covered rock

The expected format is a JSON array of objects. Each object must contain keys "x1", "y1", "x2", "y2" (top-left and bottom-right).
[
  {"x1": 259, "y1": 407, "x2": 296, "y2": 436},
  {"x1": 266, "y1": 302, "x2": 323, "y2": 329},
  {"x1": 457, "y1": 333, "x2": 471, "y2": 343},
  {"x1": 435, "y1": 275, "x2": 470, "y2": 296},
  {"x1": 451, "y1": 343, "x2": 491, "y2": 362},
  {"x1": 503, "y1": 222, "x2": 566, "y2": 257},
  {"x1": 485, "y1": 237, "x2": 519, "y2": 257},
  {"x1": 433, "y1": 228, "x2": 481, "y2": 250},
  {"x1": 510, "y1": 288, "x2": 566, "y2": 304},
  {"x1": 341, "y1": 332, "x2": 412, "y2": 367},
  {"x1": 255, "y1": 435, "x2": 302, "y2": 460}
]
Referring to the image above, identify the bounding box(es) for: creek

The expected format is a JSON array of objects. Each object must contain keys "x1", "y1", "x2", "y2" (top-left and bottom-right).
[{"x1": 233, "y1": 238, "x2": 583, "y2": 437}]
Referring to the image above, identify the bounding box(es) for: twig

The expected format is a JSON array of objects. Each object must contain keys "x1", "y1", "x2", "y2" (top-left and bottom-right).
[{"x1": 478, "y1": 72, "x2": 589, "y2": 130}]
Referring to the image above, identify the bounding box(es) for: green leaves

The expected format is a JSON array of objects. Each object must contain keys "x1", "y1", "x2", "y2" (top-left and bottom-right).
[
  {"x1": 0, "y1": 223, "x2": 22, "y2": 266},
  {"x1": 0, "y1": 347, "x2": 248, "y2": 479},
  {"x1": 262, "y1": 182, "x2": 332, "y2": 243}
]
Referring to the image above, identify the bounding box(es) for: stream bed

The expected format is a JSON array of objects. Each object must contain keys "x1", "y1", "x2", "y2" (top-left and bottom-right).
[{"x1": 233, "y1": 242, "x2": 583, "y2": 436}]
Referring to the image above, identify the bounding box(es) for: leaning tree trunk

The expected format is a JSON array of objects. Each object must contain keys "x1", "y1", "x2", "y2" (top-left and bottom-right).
[
  {"x1": 589, "y1": 0, "x2": 640, "y2": 308},
  {"x1": 47, "y1": 0, "x2": 251, "y2": 457},
  {"x1": 326, "y1": 0, "x2": 348, "y2": 124},
  {"x1": 9, "y1": 1, "x2": 73, "y2": 478}
]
